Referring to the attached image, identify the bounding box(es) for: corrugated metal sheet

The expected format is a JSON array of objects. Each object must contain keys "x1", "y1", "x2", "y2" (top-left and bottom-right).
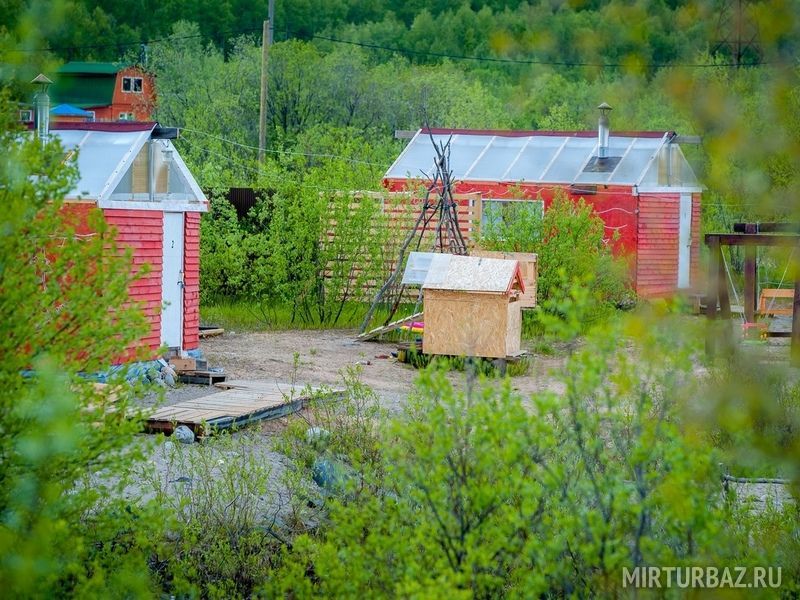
[
  {"x1": 636, "y1": 196, "x2": 680, "y2": 298},
  {"x1": 183, "y1": 212, "x2": 201, "y2": 350},
  {"x1": 105, "y1": 209, "x2": 163, "y2": 354}
]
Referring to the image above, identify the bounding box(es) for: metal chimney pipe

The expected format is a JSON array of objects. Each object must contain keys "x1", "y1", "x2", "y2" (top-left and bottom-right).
[
  {"x1": 597, "y1": 102, "x2": 612, "y2": 158},
  {"x1": 31, "y1": 74, "x2": 53, "y2": 147}
]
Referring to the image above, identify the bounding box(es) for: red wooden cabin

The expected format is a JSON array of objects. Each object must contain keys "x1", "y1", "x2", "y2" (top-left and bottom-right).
[
  {"x1": 50, "y1": 62, "x2": 156, "y2": 122},
  {"x1": 50, "y1": 121, "x2": 207, "y2": 357},
  {"x1": 384, "y1": 127, "x2": 703, "y2": 298}
]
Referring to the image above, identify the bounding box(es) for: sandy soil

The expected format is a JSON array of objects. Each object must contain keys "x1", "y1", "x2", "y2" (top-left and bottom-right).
[{"x1": 199, "y1": 328, "x2": 568, "y2": 412}]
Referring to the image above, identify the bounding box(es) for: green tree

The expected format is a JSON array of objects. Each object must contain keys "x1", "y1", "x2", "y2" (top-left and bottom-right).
[{"x1": 0, "y1": 96, "x2": 157, "y2": 596}]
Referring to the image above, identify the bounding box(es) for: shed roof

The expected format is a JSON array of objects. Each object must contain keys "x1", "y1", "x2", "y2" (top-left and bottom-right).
[
  {"x1": 58, "y1": 62, "x2": 124, "y2": 75},
  {"x1": 47, "y1": 122, "x2": 206, "y2": 209},
  {"x1": 417, "y1": 253, "x2": 525, "y2": 294},
  {"x1": 386, "y1": 128, "x2": 700, "y2": 190},
  {"x1": 51, "y1": 71, "x2": 116, "y2": 108},
  {"x1": 51, "y1": 103, "x2": 94, "y2": 117}
]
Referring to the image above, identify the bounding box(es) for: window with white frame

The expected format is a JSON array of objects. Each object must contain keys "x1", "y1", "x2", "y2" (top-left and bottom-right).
[
  {"x1": 18, "y1": 109, "x2": 33, "y2": 123},
  {"x1": 481, "y1": 198, "x2": 544, "y2": 233},
  {"x1": 118, "y1": 112, "x2": 134, "y2": 121},
  {"x1": 121, "y1": 76, "x2": 143, "y2": 93}
]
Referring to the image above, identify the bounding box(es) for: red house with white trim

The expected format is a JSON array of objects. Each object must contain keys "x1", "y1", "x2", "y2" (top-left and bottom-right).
[
  {"x1": 50, "y1": 121, "x2": 207, "y2": 357},
  {"x1": 384, "y1": 126, "x2": 703, "y2": 298}
]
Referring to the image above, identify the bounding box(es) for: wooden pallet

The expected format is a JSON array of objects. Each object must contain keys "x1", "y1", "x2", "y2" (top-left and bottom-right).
[
  {"x1": 145, "y1": 380, "x2": 344, "y2": 436},
  {"x1": 177, "y1": 370, "x2": 227, "y2": 385}
]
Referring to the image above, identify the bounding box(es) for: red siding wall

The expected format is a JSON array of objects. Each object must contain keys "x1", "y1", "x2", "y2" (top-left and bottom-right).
[
  {"x1": 636, "y1": 195, "x2": 681, "y2": 298},
  {"x1": 104, "y1": 209, "x2": 163, "y2": 355},
  {"x1": 385, "y1": 178, "x2": 640, "y2": 257},
  {"x1": 183, "y1": 212, "x2": 201, "y2": 350}
]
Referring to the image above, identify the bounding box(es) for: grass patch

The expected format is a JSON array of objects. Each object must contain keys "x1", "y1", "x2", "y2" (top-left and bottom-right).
[
  {"x1": 201, "y1": 298, "x2": 411, "y2": 333},
  {"x1": 399, "y1": 349, "x2": 530, "y2": 377}
]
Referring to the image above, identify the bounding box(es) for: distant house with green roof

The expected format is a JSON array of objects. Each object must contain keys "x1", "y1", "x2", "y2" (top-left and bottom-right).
[{"x1": 50, "y1": 62, "x2": 155, "y2": 122}]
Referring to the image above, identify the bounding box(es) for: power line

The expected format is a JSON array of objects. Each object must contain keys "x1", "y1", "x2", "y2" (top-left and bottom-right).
[
  {"x1": 180, "y1": 136, "x2": 383, "y2": 194},
  {"x1": 303, "y1": 31, "x2": 781, "y2": 69},
  {"x1": 175, "y1": 126, "x2": 390, "y2": 168},
  {"x1": 4, "y1": 21, "x2": 783, "y2": 70}
]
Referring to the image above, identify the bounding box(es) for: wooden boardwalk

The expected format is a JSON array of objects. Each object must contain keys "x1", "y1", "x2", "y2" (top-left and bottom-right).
[{"x1": 145, "y1": 380, "x2": 343, "y2": 436}]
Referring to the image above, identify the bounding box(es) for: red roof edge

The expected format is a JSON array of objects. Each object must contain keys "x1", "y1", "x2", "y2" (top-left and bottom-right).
[
  {"x1": 421, "y1": 127, "x2": 671, "y2": 139},
  {"x1": 49, "y1": 121, "x2": 158, "y2": 133},
  {"x1": 507, "y1": 262, "x2": 526, "y2": 295}
]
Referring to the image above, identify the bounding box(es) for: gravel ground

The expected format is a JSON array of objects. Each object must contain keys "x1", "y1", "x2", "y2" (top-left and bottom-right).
[{"x1": 124, "y1": 329, "x2": 794, "y2": 516}]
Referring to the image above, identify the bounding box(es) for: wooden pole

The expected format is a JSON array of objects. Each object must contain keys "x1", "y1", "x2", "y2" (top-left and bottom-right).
[
  {"x1": 258, "y1": 0, "x2": 274, "y2": 164},
  {"x1": 792, "y1": 277, "x2": 800, "y2": 366},
  {"x1": 258, "y1": 19, "x2": 268, "y2": 164},
  {"x1": 718, "y1": 245, "x2": 731, "y2": 319},
  {"x1": 706, "y1": 236, "x2": 720, "y2": 357},
  {"x1": 744, "y1": 244, "x2": 756, "y2": 322}
]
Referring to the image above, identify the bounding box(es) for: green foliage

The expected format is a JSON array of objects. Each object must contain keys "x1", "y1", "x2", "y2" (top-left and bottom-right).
[
  {"x1": 144, "y1": 431, "x2": 282, "y2": 599},
  {"x1": 0, "y1": 97, "x2": 157, "y2": 595},
  {"x1": 269, "y1": 311, "x2": 793, "y2": 597},
  {"x1": 197, "y1": 124, "x2": 400, "y2": 327},
  {"x1": 701, "y1": 351, "x2": 800, "y2": 481},
  {"x1": 480, "y1": 191, "x2": 632, "y2": 329}
]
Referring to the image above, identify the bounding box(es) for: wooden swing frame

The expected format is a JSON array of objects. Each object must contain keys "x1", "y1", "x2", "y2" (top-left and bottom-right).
[{"x1": 705, "y1": 223, "x2": 800, "y2": 365}]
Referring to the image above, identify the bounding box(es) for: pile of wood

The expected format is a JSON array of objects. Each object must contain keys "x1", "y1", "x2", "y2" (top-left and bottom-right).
[{"x1": 168, "y1": 357, "x2": 226, "y2": 385}]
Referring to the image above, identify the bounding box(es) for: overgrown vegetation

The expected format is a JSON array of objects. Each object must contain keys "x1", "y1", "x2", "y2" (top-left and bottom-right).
[
  {"x1": 480, "y1": 191, "x2": 632, "y2": 328},
  {"x1": 263, "y1": 303, "x2": 800, "y2": 597},
  {"x1": 200, "y1": 184, "x2": 402, "y2": 328},
  {"x1": 0, "y1": 98, "x2": 158, "y2": 596},
  {"x1": 3, "y1": 1, "x2": 800, "y2": 596}
]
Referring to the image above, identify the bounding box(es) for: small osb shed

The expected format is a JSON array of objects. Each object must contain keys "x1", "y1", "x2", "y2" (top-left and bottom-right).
[
  {"x1": 472, "y1": 250, "x2": 537, "y2": 308},
  {"x1": 422, "y1": 255, "x2": 526, "y2": 359}
]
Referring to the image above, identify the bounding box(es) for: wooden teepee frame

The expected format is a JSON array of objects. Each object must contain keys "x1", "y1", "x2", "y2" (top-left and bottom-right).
[{"x1": 358, "y1": 130, "x2": 469, "y2": 334}]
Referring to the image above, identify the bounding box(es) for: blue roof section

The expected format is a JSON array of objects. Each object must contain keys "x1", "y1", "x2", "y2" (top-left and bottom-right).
[{"x1": 51, "y1": 104, "x2": 94, "y2": 117}]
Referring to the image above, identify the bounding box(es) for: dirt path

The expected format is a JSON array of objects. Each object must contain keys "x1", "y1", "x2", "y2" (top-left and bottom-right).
[{"x1": 200, "y1": 329, "x2": 568, "y2": 411}]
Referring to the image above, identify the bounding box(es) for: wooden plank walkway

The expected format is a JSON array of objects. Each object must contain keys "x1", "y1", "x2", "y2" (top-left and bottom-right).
[{"x1": 145, "y1": 380, "x2": 344, "y2": 436}]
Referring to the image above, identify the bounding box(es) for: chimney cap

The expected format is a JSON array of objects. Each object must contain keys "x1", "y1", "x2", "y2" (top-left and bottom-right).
[
  {"x1": 31, "y1": 73, "x2": 53, "y2": 86},
  {"x1": 597, "y1": 102, "x2": 612, "y2": 112}
]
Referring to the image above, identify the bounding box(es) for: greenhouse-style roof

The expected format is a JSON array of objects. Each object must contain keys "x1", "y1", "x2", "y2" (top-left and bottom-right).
[
  {"x1": 47, "y1": 122, "x2": 205, "y2": 206},
  {"x1": 386, "y1": 128, "x2": 700, "y2": 190}
]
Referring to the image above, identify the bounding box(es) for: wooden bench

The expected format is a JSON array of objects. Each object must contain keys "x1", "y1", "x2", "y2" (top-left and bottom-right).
[{"x1": 758, "y1": 288, "x2": 794, "y2": 317}]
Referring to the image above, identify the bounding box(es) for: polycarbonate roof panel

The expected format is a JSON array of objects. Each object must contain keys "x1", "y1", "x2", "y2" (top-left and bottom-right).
[
  {"x1": 541, "y1": 137, "x2": 597, "y2": 182},
  {"x1": 386, "y1": 130, "x2": 699, "y2": 187},
  {"x1": 504, "y1": 136, "x2": 565, "y2": 181},
  {"x1": 466, "y1": 136, "x2": 519, "y2": 179},
  {"x1": 51, "y1": 129, "x2": 147, "y2": 199},
  {"x1": 572, "y1": 137, "x2": 663, "y2": 184},
  {"x1": 448, "y1": 134, "x2": 491, "y2": 178},
  {"x1": 402, "y1": 252, "x2": 441, "y2": 285},
  {"x1": 607, "y1": 139, "x2": 655, "y2": 183}
]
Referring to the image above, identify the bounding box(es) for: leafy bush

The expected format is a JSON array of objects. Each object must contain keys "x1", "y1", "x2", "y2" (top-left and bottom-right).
[
  {"x1": 0, "y1": 98, "x2": 157, "y2": 595},
  {"x1": 144, "y1": 431, "x2": 282, "y2": 599},
  {"x1": 268, "y1": 310, "x2": 796, "y2": 597},
  {"x1": 198, "y1": 126, "x2": 398, "y2": 328},
  {"x1": 479, "y1": 190, "x2": 632, "y2": 329}
]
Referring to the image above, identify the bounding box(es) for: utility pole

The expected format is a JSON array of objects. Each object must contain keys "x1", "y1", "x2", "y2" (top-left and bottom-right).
[{"x1": 258, "y1": 0, "x2": 275, "y2": 163}]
